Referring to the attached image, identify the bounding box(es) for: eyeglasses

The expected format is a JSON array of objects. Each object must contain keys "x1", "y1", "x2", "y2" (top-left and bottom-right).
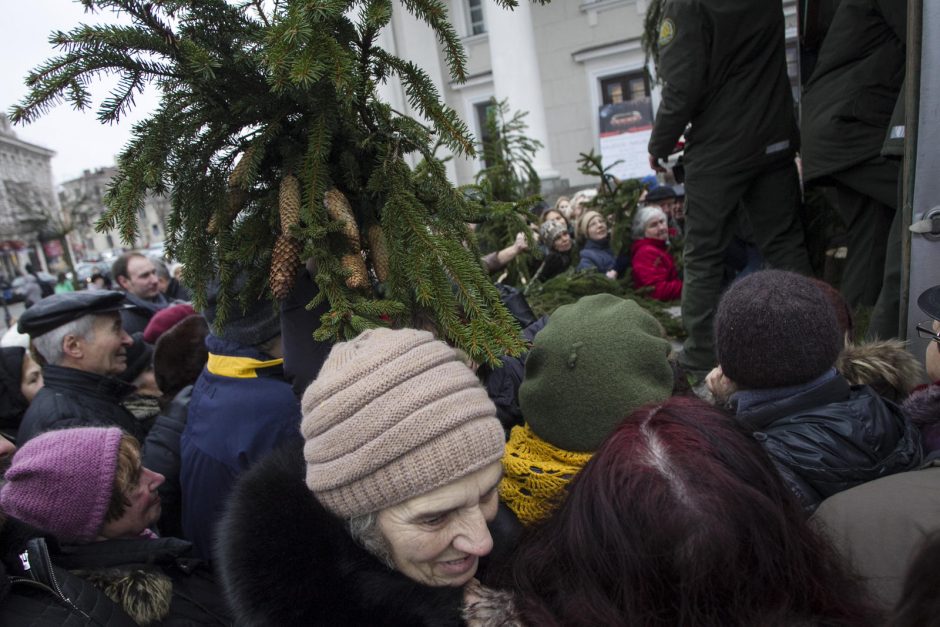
[{"x1": 916, "y1": 321, "x2": 940, "y2": 343}]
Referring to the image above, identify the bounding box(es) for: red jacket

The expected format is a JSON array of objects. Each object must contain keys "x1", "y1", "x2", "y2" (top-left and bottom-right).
[{"x1": 630, "y1": 237, "x2": 682, "y2": 301}]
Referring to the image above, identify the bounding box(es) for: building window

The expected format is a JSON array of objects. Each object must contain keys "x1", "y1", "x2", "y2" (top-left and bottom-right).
[
  {"x1": 474, "y1": 99, "x2": 497, "y2": 167},
  {"x1": 600, "y1": 71, "x2": 650, "y2": 105},
  {"x1": 151, "y1": 224, "x2": 161, "y2": 237},
  {"x1": 466, "y1": 0, "x2": 486, "y2": 36},
  {"x1": 106, "y1": 235, "x2": 114, "y2": 248}
]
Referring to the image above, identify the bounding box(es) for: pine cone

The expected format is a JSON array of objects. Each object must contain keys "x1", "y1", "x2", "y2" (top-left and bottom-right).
[
  {"x1": 270, "y1": 234, "x2": 302, "y2": 300},
  {"x1": 342, "y1": 252, "x2": 370, "y2": 290},
  {"x1": 228, "y1": 146, "x2": 256, "y2": 189},
  {"x1": 207, "y1": 187, "x2": 247, "y2": 235},
  {"x1": 366, "y1": 223, "x2": 390, "y2": 283},
  {"x1": 324, "y1": 188, "x2": 361, "y2": 252},
  {"x1": 279, "y1": 174, "x2": 301, "y2": 233}
]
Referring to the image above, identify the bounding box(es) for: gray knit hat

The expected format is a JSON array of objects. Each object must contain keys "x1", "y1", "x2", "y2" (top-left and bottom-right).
[
  {"x1": 714, "y1": 270, "x2": 842, "y2": 390},
  {"x1": 301, "y1": 327, "x2": 505, "y2": 518},
  {"x1": 539, "y1": 220, "x2": 567, "y2": 248}
]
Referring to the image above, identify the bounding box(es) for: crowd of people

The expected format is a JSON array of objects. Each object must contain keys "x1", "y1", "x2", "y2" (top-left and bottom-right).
[
  {"x1": 0, "y1": 233, "x2": 937, "y2": 625},
  {"x1": 0, "y1": 2, "x2": 929, "y2": 621},
  {"x1": 494, "y1": 184, "x2": 685, "y2": 302}
]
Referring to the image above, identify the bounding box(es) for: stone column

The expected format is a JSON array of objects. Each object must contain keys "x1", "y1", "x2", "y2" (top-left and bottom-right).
[
  {"x1": 482, "y1": 0, "x2": 558, "y2": 180},
  {"x1": 376, "y1": 4, "x2": 459, "y2": 183}
]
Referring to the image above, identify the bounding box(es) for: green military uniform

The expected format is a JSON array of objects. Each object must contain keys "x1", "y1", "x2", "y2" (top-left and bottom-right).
[
  {"x1": 648, "y1": 0, "x2": 811, "y2": 374},
  {"x1": 801, "y1": 0, "x2": 906, "y2": 324}
]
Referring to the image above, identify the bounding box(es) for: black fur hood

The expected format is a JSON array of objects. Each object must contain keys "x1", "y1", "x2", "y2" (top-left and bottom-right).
[{"x1": 215, "y1": 443, "x2": 466, "y2": 626}]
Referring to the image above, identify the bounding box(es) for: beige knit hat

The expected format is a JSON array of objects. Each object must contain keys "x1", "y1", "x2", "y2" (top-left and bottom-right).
[{"x1": 301, "y1": 327, "x2": 506, "y2": 518}]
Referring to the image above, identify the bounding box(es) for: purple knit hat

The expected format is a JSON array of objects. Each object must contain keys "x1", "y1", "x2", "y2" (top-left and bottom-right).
[{"x1": 0, "y1": 427, "x2": 123, "y2": 542}]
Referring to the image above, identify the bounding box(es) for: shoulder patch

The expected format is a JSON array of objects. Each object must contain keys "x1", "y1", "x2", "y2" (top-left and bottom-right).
[{"x1": 658, "y1": 18, "x2": 676, "y2": 47}]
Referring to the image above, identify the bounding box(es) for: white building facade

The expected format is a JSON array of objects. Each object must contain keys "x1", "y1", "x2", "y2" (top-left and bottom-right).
[
  {"x1": 59, "y1": 166, "x2": 170, "y2": 261},
  {"x1": 378, "y1": 0, "x2": 800, "y2": 193}
]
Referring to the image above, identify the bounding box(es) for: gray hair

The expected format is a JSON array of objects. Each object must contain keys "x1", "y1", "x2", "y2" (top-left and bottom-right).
[
  {"x1": 31, "y1": 315, "x2": 97, "y2": 366},
  {"x1": 347, "y1": 512, "x2": 394, "y2": 569},
  {"x1": 632, "y1": 205, "x2": 668, "y2": 239}
]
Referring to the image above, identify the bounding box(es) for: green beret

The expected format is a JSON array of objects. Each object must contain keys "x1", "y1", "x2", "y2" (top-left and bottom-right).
[{"x1": 520, "y1": 293, "x2": 674, "y2": 452}]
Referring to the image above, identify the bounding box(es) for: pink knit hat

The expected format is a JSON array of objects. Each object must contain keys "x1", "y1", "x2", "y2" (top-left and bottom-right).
[{"x1": 0, "y1": 427, "x2": 123, "y2": 542}]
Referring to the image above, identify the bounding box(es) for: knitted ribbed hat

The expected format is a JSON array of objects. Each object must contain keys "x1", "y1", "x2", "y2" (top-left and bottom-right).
[
  {"x1": 577, "y1": 210, "x2": 605, "y2": 241},
  {"x1": 0, "y1": 427, "x2": 123, "y2": 542},
  {"x1": 714, "y1": 270, "x2": 842, "y2": 389},
  {"x1": 301, "y1": 327, "x2": 505, "y2": 518},
  {"x1": 520, "y1": 294, "x2": 674, "y2": 452}
]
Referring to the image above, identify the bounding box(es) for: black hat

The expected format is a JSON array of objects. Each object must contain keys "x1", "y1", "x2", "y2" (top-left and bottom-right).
[
  {"x1": 644, "y1": 186, "x2": 677, "y2": 203},
  {"x1": 715, "y1": 270, "x2": 842, "y2": 390},
  {"x1": 17, "y1": 291, "x2": 133, "y2": 338},
  {"x1": 919, "y1": 286, "x2": 940, "y2": 321},
  {"x1": 202, "y1": 275, "x2": 280, "y2": 347}
]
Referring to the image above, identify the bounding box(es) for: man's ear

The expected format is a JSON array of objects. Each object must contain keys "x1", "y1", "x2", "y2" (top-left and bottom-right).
[
  {"x1": 62, "y1": 334, "x2": 84, "y2": 360},
  {"x1": 116, "y1": 275, "x2": 130, "y2": 291}
]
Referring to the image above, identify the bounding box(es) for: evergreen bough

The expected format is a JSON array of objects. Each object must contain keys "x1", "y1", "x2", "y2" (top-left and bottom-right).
[{"x1": 10, "y1": 0, "x2": 550, "y2": 365}]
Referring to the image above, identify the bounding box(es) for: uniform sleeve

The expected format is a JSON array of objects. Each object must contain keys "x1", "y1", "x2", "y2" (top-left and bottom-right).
[
  {"x1": 875, "y1": 0, "x2": 908, "y2": 44},
  {"x1": 648, "y1": 0, "x2": 710, "y2": 158}
]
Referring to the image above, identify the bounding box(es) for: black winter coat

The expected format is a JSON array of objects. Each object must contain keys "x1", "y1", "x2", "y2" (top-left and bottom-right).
[
  {"x1": 52, "y1": 535, "x2": 231, "y2": 626},
  {"x1": 736, "y1": 374, "x2": 922, "y2": 513},
  {"x1": 648, "y1": 0, "x2": 798, "y2": 174},
  {"x1": 483, "y1": 315, "x2": 548, "y2": 433},
  {"x1": 142, "y1": 385, "x2": 193, "y2": 538},
  {"x1": 18, "y1": 365, "x2": 146, "y2": 446},
  {"x1": 0, "y1": 519, "x2": 137, "y2": 626},
  {"x1": 801, "y1": 0, "x2": 906, "y2": 180},
  {"x1": 216, "y1": 443, "x2": 467, "y2": 626}
]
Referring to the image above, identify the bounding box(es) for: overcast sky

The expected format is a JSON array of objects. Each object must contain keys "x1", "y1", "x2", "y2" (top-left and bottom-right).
[{"x1": 1, "y1": 1, "x2": 159, "y2": 184}]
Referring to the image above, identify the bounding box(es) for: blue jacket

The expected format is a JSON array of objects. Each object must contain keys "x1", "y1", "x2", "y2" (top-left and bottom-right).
[
  {"x1": 577, "y1": 238, "x2": 616, "y2": 273},
  {"x1": 180, "y1": 335, "x2": 301, "y2": 560}
]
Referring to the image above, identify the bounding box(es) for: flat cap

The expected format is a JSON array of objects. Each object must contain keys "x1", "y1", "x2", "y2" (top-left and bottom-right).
[
  {"x1": 644, "y1": 186, "x2": 677, "y2": 202},
  {"x1": 18, "y1": 291, "x2": 132, "y2": 338}
]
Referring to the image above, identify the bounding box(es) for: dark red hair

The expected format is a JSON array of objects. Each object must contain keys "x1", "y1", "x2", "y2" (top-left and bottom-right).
[{"x1": 504, "y1": 397, "x2": 878, "y2": 626}]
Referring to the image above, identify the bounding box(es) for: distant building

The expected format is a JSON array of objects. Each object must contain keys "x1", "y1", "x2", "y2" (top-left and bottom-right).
[
  {"x1": 59, "y1": 166, "x2": 170, "y2": 261},
  {"x1": 0, "y1": 113, "x2": 60, "y2": 277},
  {"x1": 377, "y1": 0, "x2": 799, "y2": 194}
]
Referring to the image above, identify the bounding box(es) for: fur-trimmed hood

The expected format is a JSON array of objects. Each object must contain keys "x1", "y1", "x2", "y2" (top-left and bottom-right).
[
  {"x1": 216, "y1": 442, "x2": 466, "y2": 626},
  {"x1": 837, "y1": 340, "x2": 925, "y2": 403},
  {"x1": 73, "y1": 566, "x2": 172, "y2": 626},
  {"x1": 903, "y1": 383, "x2": 940, "y2": 455},
  {"x1": 53, "y1": 536, "x2": 230, "y2": 626}
]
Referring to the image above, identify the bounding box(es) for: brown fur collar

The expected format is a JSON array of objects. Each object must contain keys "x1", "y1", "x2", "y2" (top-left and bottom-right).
[
  {"x1": 73, "y1": 566, "x2": 172, "y2": 626},
  {"x1": 462, "y1": 579, "x2": 522, "y2": 626},
  {"x1": 837, "y1": 340, "x2": 925, "y2": 402}
]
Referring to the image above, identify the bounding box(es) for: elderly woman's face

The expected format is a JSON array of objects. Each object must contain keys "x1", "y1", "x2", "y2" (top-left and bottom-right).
[
  {"x1": 376, "y1": 462, "x2": 502, "y2": 587},
  {"x1": 644, "y1": 215, "x2": 669, "y2": 241}
]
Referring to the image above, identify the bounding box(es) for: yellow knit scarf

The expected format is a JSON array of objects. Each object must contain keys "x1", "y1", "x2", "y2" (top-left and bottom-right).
[{"x1": 499, "y1": 423, "x2": 593, "y2": 526}]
